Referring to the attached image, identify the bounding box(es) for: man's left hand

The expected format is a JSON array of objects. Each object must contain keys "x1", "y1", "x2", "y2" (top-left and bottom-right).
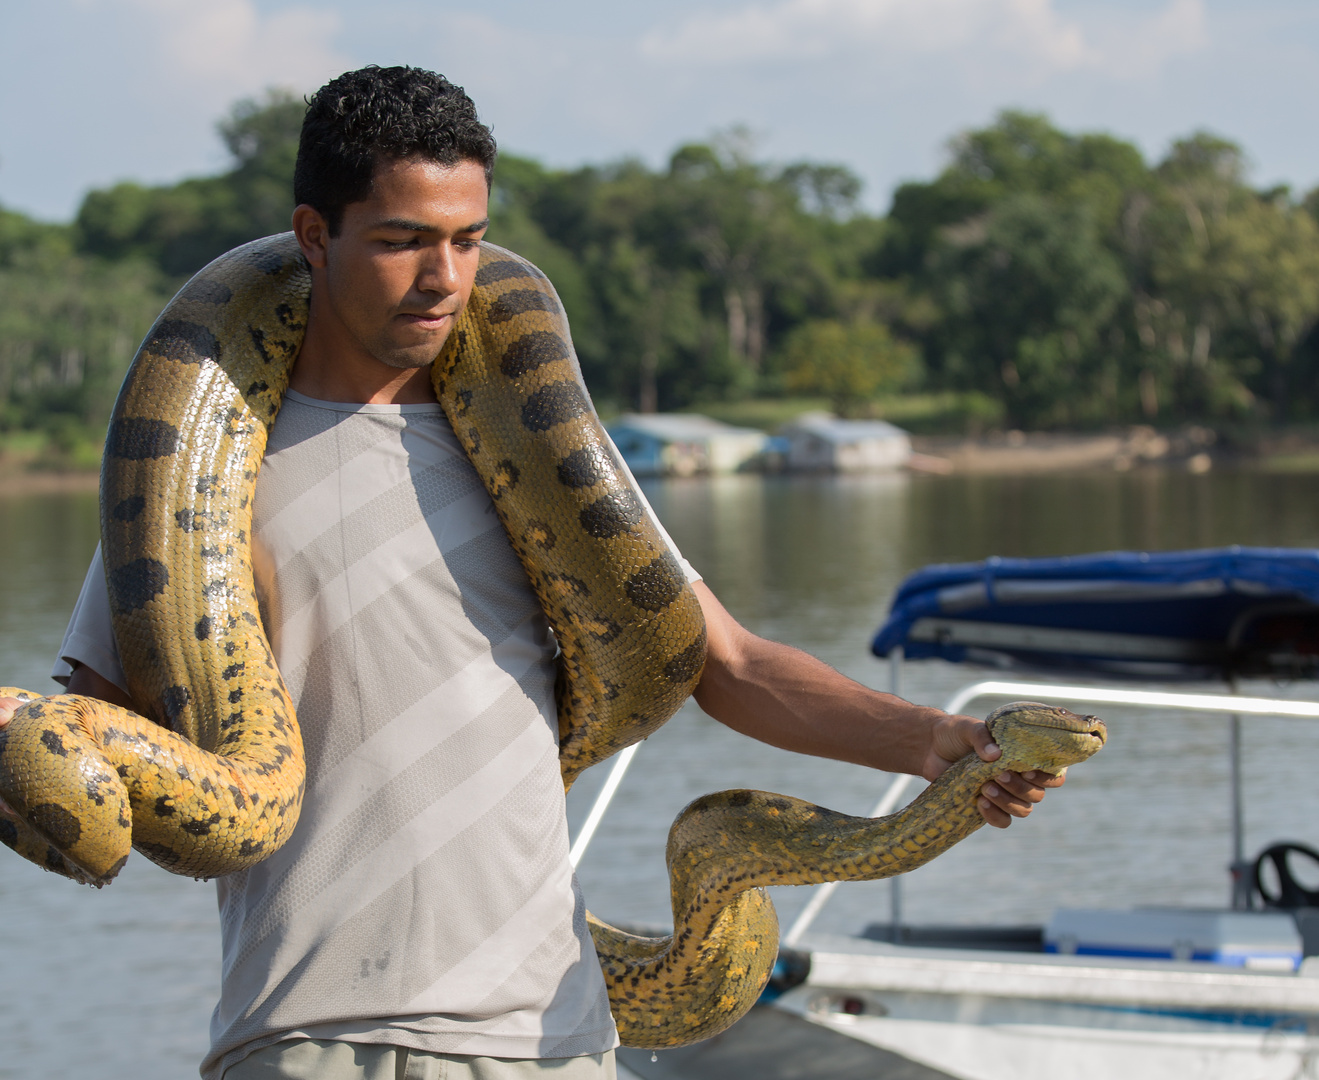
[{"x1": 924, "y1": 711, "x2": 1065, "y2": 829}]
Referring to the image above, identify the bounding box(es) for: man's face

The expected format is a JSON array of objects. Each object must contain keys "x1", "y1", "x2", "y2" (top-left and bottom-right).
[{"x1": 315, "y1": 157, "x2": 490, "y2": 371}]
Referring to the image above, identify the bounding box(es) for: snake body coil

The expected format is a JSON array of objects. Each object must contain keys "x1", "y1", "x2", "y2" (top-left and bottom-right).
[{"x1": 0, "y1": 235, "x2": 1105, "y2": 1048}]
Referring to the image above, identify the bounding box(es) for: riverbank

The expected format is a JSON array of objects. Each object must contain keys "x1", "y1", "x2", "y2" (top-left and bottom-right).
[{"x1": 4, "y1": 425, "x2": 1319, "y2": 496}]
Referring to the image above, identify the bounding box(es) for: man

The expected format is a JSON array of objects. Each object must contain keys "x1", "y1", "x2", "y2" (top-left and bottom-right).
[{"x1": 0, "y1": 66, "x2": 1060, "y2": 1079}]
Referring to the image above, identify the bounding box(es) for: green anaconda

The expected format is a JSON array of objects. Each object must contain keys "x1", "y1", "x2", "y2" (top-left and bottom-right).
[{"x1": 0, "y1": 234, "x2": 1106, "y2": 1048}]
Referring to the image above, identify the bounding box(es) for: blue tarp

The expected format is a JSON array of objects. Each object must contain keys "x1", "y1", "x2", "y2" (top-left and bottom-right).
[{"x1": 871, "y1": 547, "x2": 1319, "y2": 681}]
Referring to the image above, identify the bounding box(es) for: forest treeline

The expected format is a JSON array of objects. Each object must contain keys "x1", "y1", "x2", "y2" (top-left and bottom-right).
[{"x1": 5, "y1": 90, "x2": 1319, "y2": 457}]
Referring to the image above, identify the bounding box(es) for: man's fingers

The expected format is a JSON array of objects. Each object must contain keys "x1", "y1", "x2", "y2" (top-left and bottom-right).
[
  {"x1": 0, "y1": 696, "x2": 24, "y2": 727},
  {"x1": 978, "y1": 768, "x2": 1064, "y2": 825},
  {"x1": 977, "y1": 796, "x2": 1011, "y2": 829}
]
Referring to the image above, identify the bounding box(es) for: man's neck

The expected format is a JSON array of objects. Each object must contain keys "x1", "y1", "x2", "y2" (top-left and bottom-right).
[{"x1": 288, "y1": 293, "x2": 439, "y2": 406}]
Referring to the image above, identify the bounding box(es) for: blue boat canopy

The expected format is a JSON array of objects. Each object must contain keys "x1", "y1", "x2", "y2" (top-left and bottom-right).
[{"x1": 871, "y1": 547, "x2": 1319, "y2": 681}]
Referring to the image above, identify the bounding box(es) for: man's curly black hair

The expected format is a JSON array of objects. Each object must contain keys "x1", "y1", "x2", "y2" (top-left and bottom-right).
[{"x1": 294, "y1": 66, "x2": 497, "y2": 235}]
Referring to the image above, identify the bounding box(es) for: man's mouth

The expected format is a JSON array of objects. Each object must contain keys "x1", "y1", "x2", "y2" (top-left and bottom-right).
[{"x1": 399, "y1": 311, "x2": 452, "y2": 329}]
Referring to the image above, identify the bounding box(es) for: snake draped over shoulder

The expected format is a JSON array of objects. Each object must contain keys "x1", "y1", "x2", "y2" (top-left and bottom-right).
[{"x1": 0, "y1": 234, "x2": 1106, "y2": 1049}]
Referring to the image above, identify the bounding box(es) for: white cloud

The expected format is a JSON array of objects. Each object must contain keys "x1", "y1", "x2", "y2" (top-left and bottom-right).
[
  {"x1": 642, "y1": 0, "x2": 1206, "y2": 81},
  {"x1": 80, "y1": 0, "x2": 349, "y2": 104}
]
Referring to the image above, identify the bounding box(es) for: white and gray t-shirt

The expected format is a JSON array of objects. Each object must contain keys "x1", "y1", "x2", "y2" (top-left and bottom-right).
[{"x1": 54, "y1": 390, "x2": 698, "y2": 1078}]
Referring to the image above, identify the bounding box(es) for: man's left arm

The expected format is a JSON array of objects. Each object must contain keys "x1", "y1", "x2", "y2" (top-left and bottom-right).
[{"x1": 690, "y1": 581, "x2": 1062, "y2": 828}]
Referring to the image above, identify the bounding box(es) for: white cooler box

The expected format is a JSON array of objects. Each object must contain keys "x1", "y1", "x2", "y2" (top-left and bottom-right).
[{"x1": 1045, "y1": 908, "x2": 1302, "y2": 970}]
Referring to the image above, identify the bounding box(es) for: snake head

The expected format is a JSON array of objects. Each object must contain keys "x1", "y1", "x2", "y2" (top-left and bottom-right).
[{"x1": 984, "y1": 701, "x2": 1107, "y2": 776}]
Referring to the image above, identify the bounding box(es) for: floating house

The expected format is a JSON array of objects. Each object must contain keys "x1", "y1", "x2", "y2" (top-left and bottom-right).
[
  {"x1": 606, "y1": 413, "x2": 769, "y2": 477},
  {"x1": 780, "y1": 414, "x2": 912, "y2": 472}
]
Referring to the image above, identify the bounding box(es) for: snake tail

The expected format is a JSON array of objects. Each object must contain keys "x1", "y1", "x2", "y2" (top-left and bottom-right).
[{"x1": 0, "y1": 688, "x2": 299, "y2": 882}]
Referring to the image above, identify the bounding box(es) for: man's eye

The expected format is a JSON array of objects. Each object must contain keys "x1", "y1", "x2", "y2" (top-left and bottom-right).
[{"x1": 383, "y1": 238, "x2": 416, "y2": 250}]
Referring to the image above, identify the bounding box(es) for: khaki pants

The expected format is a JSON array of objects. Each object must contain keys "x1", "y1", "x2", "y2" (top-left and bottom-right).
[{"x1": 223, "y1": 1040, "x2": 616, "y2": 1080}]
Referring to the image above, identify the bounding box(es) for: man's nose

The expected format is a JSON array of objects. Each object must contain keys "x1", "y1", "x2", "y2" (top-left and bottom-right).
[{"x1": 418, "y1": 244, "x2": 461, "y2": 294}]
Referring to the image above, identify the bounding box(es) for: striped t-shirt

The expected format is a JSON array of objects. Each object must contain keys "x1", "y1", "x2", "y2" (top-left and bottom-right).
[{"x1": 54, "y1": 390, "x2": 698, "y2": 1078}]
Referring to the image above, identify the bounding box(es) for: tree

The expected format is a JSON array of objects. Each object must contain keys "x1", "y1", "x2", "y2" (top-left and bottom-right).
[
  {"x1": 76, "y1": 89, "x2": 306, "y2": 277},
  {"x1": 780, "y1": 318, "x2": 916, "y2": 417}
]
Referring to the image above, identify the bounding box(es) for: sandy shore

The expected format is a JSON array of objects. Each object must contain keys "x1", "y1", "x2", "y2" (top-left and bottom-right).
[
  {"x1": 0, "y1": 466, "x2": 99, "y2": 497},
  {"x1": 910, "y1": 426, "x2": 1223, "y2": 474},
  {"x1": 0, "y1": 425, "x2": 1309, "y2": 495}
]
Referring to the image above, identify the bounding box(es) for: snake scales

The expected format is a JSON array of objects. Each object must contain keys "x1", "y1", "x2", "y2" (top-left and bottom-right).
[{"x1": 0, "y1": 234, "x2": 1106, "y2": 1048}]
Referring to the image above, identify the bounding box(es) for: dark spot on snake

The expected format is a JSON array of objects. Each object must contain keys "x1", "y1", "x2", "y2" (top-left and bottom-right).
[
  {"x1": 499, "y1": 330, "x2": 570, "y2": 377},
  {"x1": 181, "y1": 279, "x2": 231, "y2": 304},
  {"x1": 664, "y1": 630, "x2": 707, "y2": 684},
  {"x1": 223, "y1": 662, "x2": 244, "y2": 680},
  {"x1": 182, "y1": 812, "x2": 221, "y2": 836},
  {"x1": 453, "y1": 389, "x2": 473, "y2": 415},
  {"x1": 175, "y1": 508, "x2": 208, "y2": 532},
  {"x1": 239, "y1": 838, "x2": 266, "y2": 858},
  {"x1": 579, "y1": 490, "x2": 644, "y2": 538},
  {"x1": 228, "y1": 785, "x2": 246, "y2": 810},
  {"x1": 246, "y1": 380, "x2": 269, "y2": 396},
  {"x1": 246, "y1": 248, "x2": 287, "y2": 273},
  {"x1": 111, "y1": 495, "x2": 145, "y2": 522},
  {"x1": 108, "y1": 418, "x2": 179, "y2": 460},
  {"x1": 489, "y1": 459, "x2": 520, "y2": 498},
  {"x1": 161, "y1": 685, "x2": 190, "y2": 728},
  {"x1": 242, "y1": 611, "x2": 259, "y2": 626},
  {"x1": 765, "y1": 797, "x2": 792, "y2": 811},
  {"x1": 146, "y1": 319, "x2": 219, "y2": 364},
  {"x1": 45, "y1": 846, "x2": 65, "y2": 871},
  {"x1": 203, "y1": 578, "x2": 230, "y2": 598},
  {"x1": 195, "y1": 474, "x2": 219, "y2": 495},
  {"x1": 583, "y1": 618, "x2": 622, "y2": 644},
  {"x1": 154, "y1": 795, "x2": 175, "y2": 817},
  {"x1": 221, "y1": 710, "x2": 242, "y2": 730},
  {"x1": 275, "y1": 302, "x2": 299, "y2": 327},
  {"x1": 39, "y1": 729, "x2": 69, "y2": 757},
  {"x1": 224, "y1": 641, "x2": 237, "y2": 656},
  {"x1": 475, "y1": 258, "x2": 537, "y2": 286},
  {"x1": 556, "y1": 446, "x2": 612, "y2": 488},
  {"x1": 108, "y1": 558, "x2": 169, "y2": 613},
  {"x1": 625, "y1": 553, "x2": 686, "y2": 612},
  {"x1": 0, "y1": 820, "x2": 17, "y2": 851},
  {"x1": 249, "y1": 326, "x2": 281, "y2": 365},
  {"x1": 522, "y1": 520, "x2": 556, "y2": 550},
  {"x1": 465, "y1": 427, "x2": 481, "y2": 455},
  {"x1": 136, "y1": 841, "x2": 181, "y2": 866},
  {"x1": 521, "y1": 381, "x2": 588, "y2": 432},
  {"x1": 195, "y1": 616, "x2": 212, "y2": 640},
  {"x1": 229, "y1": 688, "x2": 243, "y2": 703},
  {"x1": 29, "y1": 803, "x2": 81, "y2": 847}
]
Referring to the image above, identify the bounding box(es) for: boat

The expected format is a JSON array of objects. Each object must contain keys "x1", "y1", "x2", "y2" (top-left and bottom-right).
[{"x1": 597, "y1": 547, "x2": 1319, "y2": 1079}]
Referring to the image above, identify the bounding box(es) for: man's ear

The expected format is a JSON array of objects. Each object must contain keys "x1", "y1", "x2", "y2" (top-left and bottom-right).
[{"x1": 292, "y1": 204, "x2": 331, "y2": 269}]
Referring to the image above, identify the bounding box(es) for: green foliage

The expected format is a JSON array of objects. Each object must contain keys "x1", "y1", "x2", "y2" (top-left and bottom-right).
[
  {"x1": 8, "y1": 94, "x2": 1319, "y2": 458},
  {"x1": 77, "y1": 89, "x2": 305, "y2": 276},
  {"x1": 780, "y1": 319, "x2": 917, "y2": 417}
]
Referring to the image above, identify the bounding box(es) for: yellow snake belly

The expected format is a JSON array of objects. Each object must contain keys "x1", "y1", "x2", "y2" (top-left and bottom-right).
[{"x1": 0, "y1": 234, "x2": 1105, "y2": 1048}]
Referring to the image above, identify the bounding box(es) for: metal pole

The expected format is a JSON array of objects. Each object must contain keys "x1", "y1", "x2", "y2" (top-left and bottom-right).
[
  {"x1": 1229, "y1": 709, "x2": 1250, "y2": 909},
  {"x1": 569, "y1": 742, "x2": 641, "y2": 868},
  {"x1": 890, "y1": 646, "x2": 904, "y2": 943}
]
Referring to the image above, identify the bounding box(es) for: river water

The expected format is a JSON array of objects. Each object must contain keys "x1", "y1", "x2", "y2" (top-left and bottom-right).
[{"x1": 5, "y1": 467, "x2": 1319, "y2": 1077}]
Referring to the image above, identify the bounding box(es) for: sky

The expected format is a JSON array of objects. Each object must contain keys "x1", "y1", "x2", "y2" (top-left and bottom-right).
[{"x1": 2, "y1": 0, "x2": 1318, "y2": 222}]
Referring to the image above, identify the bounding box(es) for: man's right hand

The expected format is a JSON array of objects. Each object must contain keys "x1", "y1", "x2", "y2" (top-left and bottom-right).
[
  {"x1": 0, "y1": 695, "x2": 23, "y2": 727},
  {"x1": 0, "y1": 695, "x2": 22, "y2": 821}
]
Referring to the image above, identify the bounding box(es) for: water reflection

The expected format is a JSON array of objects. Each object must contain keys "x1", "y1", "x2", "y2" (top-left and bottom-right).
[{"x1": 5, "y1": 467, "x2": 1319, "y2": 1077}]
